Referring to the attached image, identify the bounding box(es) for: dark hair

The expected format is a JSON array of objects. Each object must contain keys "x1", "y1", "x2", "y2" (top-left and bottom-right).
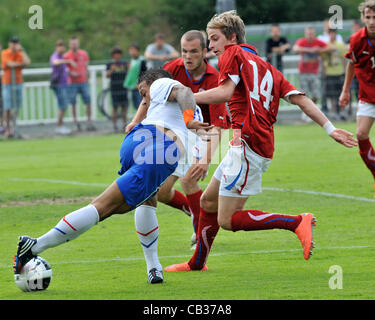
[
  {"x1": 129, "y1": 42, "x2": 140, "y2": 51},
  {"x1": 138, "y1": 69, "x2": 172, "y2": 85},
  {"x1": 111, "y1": 46, "x2": 123, "y2": 55},
  {"x1": 155, "y1": 33, "x2": 165, "y2": 40},
  {"x1": 56, "y1": 39, "x2": 65, "y2": 47}
]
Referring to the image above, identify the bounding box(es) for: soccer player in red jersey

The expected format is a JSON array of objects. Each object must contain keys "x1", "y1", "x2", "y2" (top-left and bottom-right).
[
  {"x1": 339, "y1": 0, "x2": 375, "y2": 198},
  {"x1": 165, "y1": 11, "x2": 357, "y2": 272},
  {"x1": 160, "y1": 30, "x2": 230, "y2": 242},
  {"x1": 127, "y1": 31, "x2": 230, "y2": 244}
]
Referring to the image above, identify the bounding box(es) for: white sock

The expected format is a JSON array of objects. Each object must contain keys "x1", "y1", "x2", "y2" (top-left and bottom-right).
[
  {"x1": 134, "y1": 205, "x2": 162, "y2": 272},
  {"x1": 32, "y1": 204, "x2": 99, "y2": 255}
]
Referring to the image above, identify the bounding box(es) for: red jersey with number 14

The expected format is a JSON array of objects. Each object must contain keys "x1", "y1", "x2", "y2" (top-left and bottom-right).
[{"x1": 218, "y1": 44, "x2": 302, "y2": 159}]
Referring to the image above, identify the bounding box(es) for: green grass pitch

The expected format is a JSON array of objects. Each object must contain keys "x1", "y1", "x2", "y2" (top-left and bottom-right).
[{"x1": 0, "y1": 122, "x2": 374, "y2": 300}]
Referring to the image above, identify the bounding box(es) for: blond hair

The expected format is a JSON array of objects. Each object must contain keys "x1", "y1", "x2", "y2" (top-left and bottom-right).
[
  {"x1": 358, "y1": 0, "x2": 375, "y2": 18},
  {"x1": 206, "y1": 10, "x2": 246, "y2": 44}
]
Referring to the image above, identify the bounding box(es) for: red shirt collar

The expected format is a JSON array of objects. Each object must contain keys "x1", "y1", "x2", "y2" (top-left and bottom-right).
[
  {"x1": 224, "y1": 43, "x2": 258, "y2": 55},
  {"x1": 176, "y1": 57, "x2": 217, "y2": 75}
]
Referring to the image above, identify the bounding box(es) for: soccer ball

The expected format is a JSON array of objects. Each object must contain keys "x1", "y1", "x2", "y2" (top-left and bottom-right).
[{"x1": 14, "y1": 256, "x2": 52, "y2": 292}]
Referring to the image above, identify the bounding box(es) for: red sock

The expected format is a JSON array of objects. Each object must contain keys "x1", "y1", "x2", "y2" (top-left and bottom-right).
[
  {"x1": 231, "y1": 210, "x2": 302, "y2": 232},
  {"x1": 186, "y1": 189, "x2": 203, "y2": 234},
  {"x1": 167, "y1": 190, "x2": 191, "y2": 215},
  {"x1": 358, "y1": 138, "x2": 375, "y2": 180},
  {"x1": 188, "y1": 208, "x2": 219, "y2": 270}
]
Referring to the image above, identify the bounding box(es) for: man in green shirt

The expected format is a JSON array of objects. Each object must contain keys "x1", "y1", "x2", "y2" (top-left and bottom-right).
[{"x1": 124, "y1": 43, "x2": 147, "y2": 110}]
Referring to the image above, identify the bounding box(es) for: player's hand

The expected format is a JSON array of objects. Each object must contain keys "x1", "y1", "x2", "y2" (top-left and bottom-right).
[
  {"x1": 330, "y1": 128, "x2": 358, "y2": 148},
  {"x1": 190, "y1": 162, "x2": 209, "y2": 181},
  {"x1": 187, "y1": 120, "x2": 213, "y2": 131},
  {"x1": 125, "y1": 121, "x2": 136, "y2": 133},
  {"x1": 339, "y1": 91, "x2": 350, "y2": 107}
]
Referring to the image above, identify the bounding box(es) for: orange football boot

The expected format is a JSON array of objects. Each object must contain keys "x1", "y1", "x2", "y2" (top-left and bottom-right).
[
  {"x1": 164, "y1": 262, "x2": 208, "y2": 272},
  {"x1": 294, "y1": 213, "x2": 317, "y2": 260}
]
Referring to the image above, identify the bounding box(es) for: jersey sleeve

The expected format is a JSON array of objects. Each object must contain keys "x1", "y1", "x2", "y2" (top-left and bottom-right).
[
  {"x1": 218, "y1": 48, "x2": 241, "y2": 86},
  {"x1": 278, "y1": 72, "x2": 304, "y2": 101},
  {"x1": 149, "y1": 78, "x2": 181, "y2": 104},
  {"x1": 345, "y1": 36, "x2": 358, "y2": 63}
]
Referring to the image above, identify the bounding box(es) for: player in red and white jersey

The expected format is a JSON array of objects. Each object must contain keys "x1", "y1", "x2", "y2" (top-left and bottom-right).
[
  {"x1": 165, "y1": 10, "x2": 357, "y2": 272},
  {"x1": 159, "y1": 30, "x2": 230, "y2": 244},
  {"x1": 339, "y1": 0, "x2": 375, "y2": 197}
]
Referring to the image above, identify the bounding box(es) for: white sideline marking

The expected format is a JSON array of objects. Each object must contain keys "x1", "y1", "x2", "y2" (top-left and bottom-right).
[
  {"x1": 1, "y1": 245, "x2": 373, "y2": 269},
  {"x1": 8, "y1": 177, "x2": 107, "y2": 188},
  {"x1": 263, "y1": 187, "x2": 375, "y2": 203},
  {"x1": 8, "y1": 177, "x2": 375, "y2": 203}
]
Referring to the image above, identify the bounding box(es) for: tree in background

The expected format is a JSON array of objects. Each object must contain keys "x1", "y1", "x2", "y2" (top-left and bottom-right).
[{"x1": 0, "y1": 0, "x2": 363, "y2": 64}]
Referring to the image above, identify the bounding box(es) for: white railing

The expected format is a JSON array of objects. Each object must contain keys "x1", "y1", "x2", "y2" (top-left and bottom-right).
[
  {"x1": 15, "y1": 65, "x2": 110, "y2": 125},
  {"x1": 9, "y1": 56, "x2": 303, "y2": 125}
]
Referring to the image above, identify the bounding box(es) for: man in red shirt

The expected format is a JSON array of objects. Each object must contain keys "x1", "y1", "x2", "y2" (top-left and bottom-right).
[
  {"x1": 293, "y1": 26, "x2": 331, "y2": 107},
  {"x1": 159, "y1": 30, "x2": 230, "y2": 244},
  {"x1": 165, "y1": 11, "x2": 357, "y2": 272},
  {"x1": 339, "y1": 0, "x2": 375, "y2": 197},
  {"x1": 64, "y1": 37, "x2": 95, "y2": 131}
]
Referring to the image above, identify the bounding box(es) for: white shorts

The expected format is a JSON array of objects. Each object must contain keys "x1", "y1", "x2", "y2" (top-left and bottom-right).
[
  {"x1": 357, "y1": 101, "x2": 375, "y2": 118},
  {"x1": 172, "y1": 137, "x2": 208, "y2": 178},
  {"x1": 214, "y1": 142, "x2": 271, "y2": 198}
]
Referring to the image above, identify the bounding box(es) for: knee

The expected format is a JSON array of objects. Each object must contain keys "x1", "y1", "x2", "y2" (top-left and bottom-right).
[
  {"x1": 217, "y1": 214, "x2": 232, "y2": 231},
  {"x1": 356, "y1": 129, "x2": 369, "y2": 141},
  {"x1": 143, "y1": 196, "x2": 157, "y2": 207},
  {"x1": 200, "y1": 191, "x2": 218, "y2": 212},
  {"x1": 157, "y1": 187, "x2": 173, "y2": 204}
]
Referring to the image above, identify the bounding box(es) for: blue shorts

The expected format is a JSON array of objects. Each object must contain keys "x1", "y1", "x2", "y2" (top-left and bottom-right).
[
  {"x1": 68, "y1": 82, "x2": 91, "y2": 105},
  {"x1": 53, "y1": 85, "x2": 69, "y2": 110},
  {"x1": 116, "y1": 123, "x2": 180, "y2": 209},
  {"x1": 2, "y1": 84, "x2": 23, "y2": 110}
]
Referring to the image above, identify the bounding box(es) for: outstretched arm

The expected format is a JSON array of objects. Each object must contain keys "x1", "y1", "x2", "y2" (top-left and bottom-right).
[
  {"x1": 194, "y1": 78, "x2": 236, "y2": 105},
  {"x1": 288, "y1": 94, "x2": 357, "y2": 148}
]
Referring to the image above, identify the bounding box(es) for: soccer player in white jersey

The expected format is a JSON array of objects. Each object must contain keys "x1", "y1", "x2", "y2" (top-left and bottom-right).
[{"x1": 13, "y1": 69, "x2": 207, "y2": 284}]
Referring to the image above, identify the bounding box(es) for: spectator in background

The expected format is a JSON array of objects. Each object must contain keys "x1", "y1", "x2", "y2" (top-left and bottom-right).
[
  {"x1": 293, "y1": 26, "x2": 332, "y2": 118},
  {"x1": 64, "y1": 37, "x2": 95, "y2": 131},
  {"x1": 144, "y1": 33, "x2": 179, "y2": 69},
  {"x1": 50, "y1": 40, "x2": 75, "y2": 135},
  {"x1": 106, "y1": 46, "x2": 128, "y2": 132},
  {"x1": 317, "y1": 19, "x2": 345, "y2": 43},
  {"x1": 0, "y1": 43, "x2": 4, "y2": 135},
  {"x1": 318, "y1": 20, "x2": 344, "y2": 115},
  {"x1": 124, "y1": 43, "x2": 147, "y2": 111},
  {"x1": 265, "y1": 24, "x2": 290, "y2": 73},
  {"x1": 321, "y1": 29, "x2": 347, "y2": 120},
  {"x1": 1, "y1": 37, "x2": 31, "y2": 139}
]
